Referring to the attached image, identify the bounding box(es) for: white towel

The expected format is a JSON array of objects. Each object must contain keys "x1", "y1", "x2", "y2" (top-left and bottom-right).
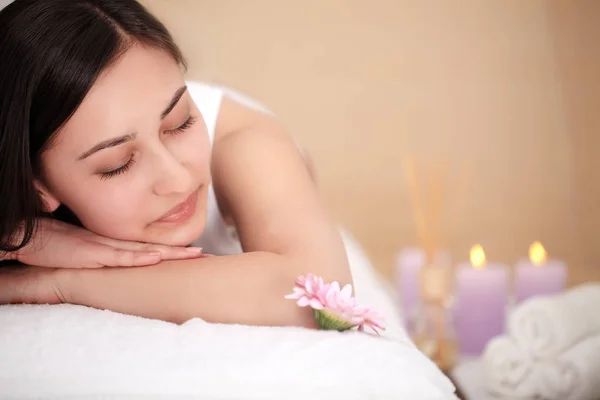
[
  {"x1": 0, "y1": 304, "x2": 457, "y2": 399},
  {"x1": 507, "y1": 283, "x2": 600, "y2": 359},
  {"x1": 537, "y1": 335, "x2": 600, "y2": 400},
  {"x1": 482, "y1": 336, "x2": 540, "y2": 398}
]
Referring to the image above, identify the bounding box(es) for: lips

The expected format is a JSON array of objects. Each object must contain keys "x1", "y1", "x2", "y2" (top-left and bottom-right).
[{"x1": 157, "y1": 190, "x2": 199, "y2": 223}]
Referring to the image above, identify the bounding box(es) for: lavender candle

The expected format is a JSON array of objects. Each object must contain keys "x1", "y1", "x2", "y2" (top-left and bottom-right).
[
  {"x1": 515, "y1": 241, "x2": 567, "y2": 304},
  {"x1": 454, "y1": 245, "x2": 510, "y2": 356}
]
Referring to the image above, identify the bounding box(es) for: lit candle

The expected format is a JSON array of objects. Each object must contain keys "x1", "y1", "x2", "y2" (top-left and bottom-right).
[
  {"x1": 514, "y1": 241, "x2": 567, "y2": 304},
  {"x1": 454, "y1": 245, "x2": 510, "y2": 356}
]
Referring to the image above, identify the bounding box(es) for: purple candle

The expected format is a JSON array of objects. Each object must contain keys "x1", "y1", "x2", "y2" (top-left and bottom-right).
[
  {"x1": 454, "y1": 245, "x2": 510, "y2": 356},
  {"x1": 515, "y1": 241, "x2": 567, "y2": 304},
  {"x1": 395, "y1": 247, "x2": 426, "y2": 333}
]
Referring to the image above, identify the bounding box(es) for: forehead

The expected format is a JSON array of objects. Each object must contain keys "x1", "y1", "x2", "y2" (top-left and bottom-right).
[{"x1": 53, "y1": 46, "x2": 185, "y2": 152}]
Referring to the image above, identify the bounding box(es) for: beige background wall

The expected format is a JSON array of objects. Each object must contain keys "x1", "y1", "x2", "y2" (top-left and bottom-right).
[{"x1": 141, "y1": 0, "x2": 599, "y2": 285}]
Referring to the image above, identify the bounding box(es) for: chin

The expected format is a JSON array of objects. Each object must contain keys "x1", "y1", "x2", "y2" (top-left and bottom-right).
[
  {"x1": 147, "y1": 192, "x2": 208, "y2": 246},
  {"x1": 155, "y1": 209, "x2": 207, "y2": 246}
]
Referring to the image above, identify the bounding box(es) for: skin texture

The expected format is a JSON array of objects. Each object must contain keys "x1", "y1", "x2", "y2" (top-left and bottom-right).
[{"x1": 1, "y1": 44, "x2": 352, "y2": 328}]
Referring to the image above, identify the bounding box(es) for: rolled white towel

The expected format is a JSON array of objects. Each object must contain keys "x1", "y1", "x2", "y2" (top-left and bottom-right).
[
  {"x1": 507, "y1": 283, "x2": 600, "y2": 359},
  {"x1": 482, "y1": 336, "x2": 540, "y2": 398},
  {"x1": 537, "y1": 335, "x2": 600, "y2": 400}
]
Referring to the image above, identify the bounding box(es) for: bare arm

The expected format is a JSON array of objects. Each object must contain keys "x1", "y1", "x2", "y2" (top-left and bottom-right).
[
  {"x1": 58, "y1": 96, "x2": 352, "y2": 327},
  {"x1": 64, "y1": 253, "x2": 317, "y2": 326}
]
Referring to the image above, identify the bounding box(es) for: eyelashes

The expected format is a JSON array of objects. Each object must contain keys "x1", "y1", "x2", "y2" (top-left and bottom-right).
[
  {"x1": 100, "y1": 158, "x2": 136, "y2": 180},
  {"x1": 99, "y1": 116, "x2": 198, "y2": 180},
  {"x1": 165, "y1": 115, "x2": 197, "y2": 135}
]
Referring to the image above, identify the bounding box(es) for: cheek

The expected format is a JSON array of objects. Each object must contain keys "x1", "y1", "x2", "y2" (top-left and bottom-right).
[
  {"x1": 41, "y1": 159, "x2": 143, "y2": 234},
  {"x1": 65, "y1": 180, "x2": 146, "y2": 234}
]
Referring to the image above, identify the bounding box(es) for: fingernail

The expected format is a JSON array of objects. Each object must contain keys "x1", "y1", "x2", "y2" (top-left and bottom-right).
[
  {"x1": 148, "y1": 252, "x2": 161, "y2": 257},
  {"x1": 186, "y1": 247, "x2": 203, "y2": 253}
]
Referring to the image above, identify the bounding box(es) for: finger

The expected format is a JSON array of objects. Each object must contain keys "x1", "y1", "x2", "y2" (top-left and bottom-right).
[
  {"x1": 75, "y1": 243, "x2": 162, "y2": 268},
  {"x1": 85, "y1": 235, "x2": 149, "y2": 249},
  {"x1": 142, "y1": 245, "x2": 203, "y2": 261},
  {"x1": 88, "y1": 236, "x2": 204, "y2": 260},
  {"x1": 103, "y1": 247, "x2": 163, "y2": 267}
]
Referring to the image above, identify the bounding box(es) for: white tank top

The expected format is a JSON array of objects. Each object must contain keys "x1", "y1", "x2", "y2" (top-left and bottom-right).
[{"x1": 187, "y1": 81, "x2": 244, "y2": 256}]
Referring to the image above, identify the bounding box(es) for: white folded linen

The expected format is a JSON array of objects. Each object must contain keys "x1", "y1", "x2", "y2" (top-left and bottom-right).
[
  {"x1": 537, "y1": 334, "x2": 600, "y2": 400},
  {"x1": 507, "y1": 283, "x2": 600, "y2": 359},
  {"x1": 482, "y1": 336, "x2": 540, "y2": 398}
]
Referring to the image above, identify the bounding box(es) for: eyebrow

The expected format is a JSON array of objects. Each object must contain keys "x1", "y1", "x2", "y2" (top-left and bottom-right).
[
  {"x1": 161, "y1": 85, "x2": 188, "y2": 119},
  {"x1": 78, "y1": 85, "x2": 188, "y2": 161}
]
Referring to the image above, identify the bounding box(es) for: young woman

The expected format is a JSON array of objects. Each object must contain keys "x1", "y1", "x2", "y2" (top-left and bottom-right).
[{"x1": 0, "y1": 0, "x2": 352, "y2": 328}]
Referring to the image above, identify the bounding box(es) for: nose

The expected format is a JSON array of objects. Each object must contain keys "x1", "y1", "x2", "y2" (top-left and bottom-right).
[{"x1": 151, "y1": 146, "x2": 196, "y2": 196}]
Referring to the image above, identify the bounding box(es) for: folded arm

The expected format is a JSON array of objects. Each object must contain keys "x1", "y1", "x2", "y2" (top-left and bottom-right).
[
  {"x1": 56, "y1": 96, "x2": 352, "y2": 327},
  {"x1": 62, "y1": 253, "x2": 313, "y2": 326}
]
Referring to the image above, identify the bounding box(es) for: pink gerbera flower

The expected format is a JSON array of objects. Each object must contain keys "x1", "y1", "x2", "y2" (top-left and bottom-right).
[{"x1": 285, "y1": 274, "x2": 386, "y2": 334}]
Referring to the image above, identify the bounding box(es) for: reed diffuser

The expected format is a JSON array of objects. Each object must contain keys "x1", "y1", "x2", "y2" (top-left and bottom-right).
[{"x1": 402, "y1": 156, "x2": 468, "y2": 371}]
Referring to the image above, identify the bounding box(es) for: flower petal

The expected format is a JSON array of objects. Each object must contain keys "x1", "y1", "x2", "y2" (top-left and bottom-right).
[
  {"x1": 297, "y1": 297, "x2": 311, "y2": 307},
  {"x1": 326, "y1": 287, "x2": 340, "y2": 309},
  {"x1": 340, "y1": 284, "x2": 353, "y2": 302},
  {"x1": 309, "y1": 298, "x2": 325, "y2": 310},
  {"x1": 353, "y1": 304, "x2": 369, "y2": 314},
  {"x1": 330, "y1": 281, "x2": 340, "y2": 293},
  {"x1": 284, "y1": 287, "x2": 306, "y2": 300},
  {"x1": 364, "y1": 316, "x2": 386, "y2": 331},
  {"x1": 316, "y1": 284, "x2": 329, "y2": 303},
  {"x1": 295, "y1": 275, "x2": 307, "y2": 288},
  {"x1": 305, "y1": 278, "x2": 313, "y2": 293},
  {"x1": 318, "y1": 276, "x2": 325, "y2": 287}
]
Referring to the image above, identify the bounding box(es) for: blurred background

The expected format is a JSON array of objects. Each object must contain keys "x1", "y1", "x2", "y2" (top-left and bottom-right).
[{"x1": 140, "y1": 0, "x2": 599, "y2": 286}]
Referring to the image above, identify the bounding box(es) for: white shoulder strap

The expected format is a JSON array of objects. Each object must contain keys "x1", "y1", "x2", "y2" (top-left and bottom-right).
[{"x1": 186, "y1": 81, "x2": 224, "y2": 145}]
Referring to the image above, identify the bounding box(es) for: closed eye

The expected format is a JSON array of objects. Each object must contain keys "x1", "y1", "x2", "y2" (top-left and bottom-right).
[
  {"x1": 99, "y1": 157, "x2": 136, "y2": 180},
  {"x1": 165, "y1": 115, "x2": 197, "y2": 135}
]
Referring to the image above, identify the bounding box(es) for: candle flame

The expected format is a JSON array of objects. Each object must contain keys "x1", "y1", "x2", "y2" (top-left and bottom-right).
[
  {"x1": 470, "y1": 244, "x2": 486, "y2": 269},
  {"x1": 529, "y1": 241, "x2": 547, "y2": 266}
]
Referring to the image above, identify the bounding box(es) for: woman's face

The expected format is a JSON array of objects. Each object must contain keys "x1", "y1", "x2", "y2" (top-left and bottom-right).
[{"x1": 40, "y1": 45, "x2": 211, "y2": 246}]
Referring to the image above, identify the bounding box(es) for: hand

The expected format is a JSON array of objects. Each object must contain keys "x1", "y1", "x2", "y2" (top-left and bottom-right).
[{"x1": 3, "y1": 218, "x2": 206, "y2": 268}]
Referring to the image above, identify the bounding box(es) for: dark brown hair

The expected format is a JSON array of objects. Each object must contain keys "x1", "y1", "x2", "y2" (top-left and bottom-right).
[{"x1": 0, "y1": 0, "x2": 186, "y2": 255}]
